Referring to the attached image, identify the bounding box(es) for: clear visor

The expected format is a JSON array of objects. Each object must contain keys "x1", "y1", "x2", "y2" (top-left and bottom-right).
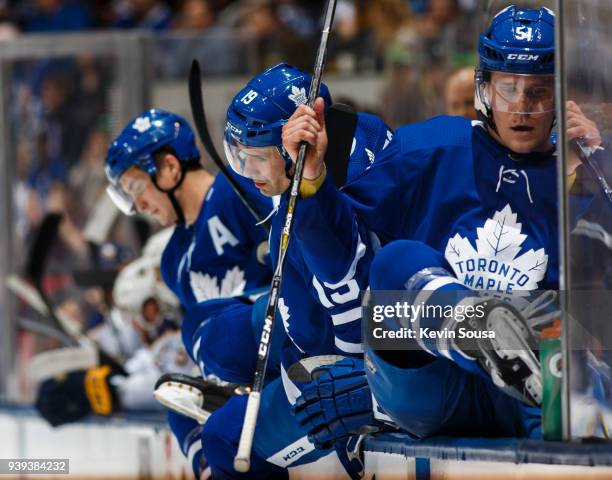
[
  {"x1": 223, "y1": 132, "x2": 282, "y2": 180},
  {"x1": 106, "y1": 184, "x2": 136, "y2": 216},
  {"x1": 482, "y1": 73, "x2": 555, "y2": 114}
]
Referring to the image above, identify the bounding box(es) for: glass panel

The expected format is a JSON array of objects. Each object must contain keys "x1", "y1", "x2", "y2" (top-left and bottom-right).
[
  {"x1": 562, "y1": 0, "x2": 612, "y2": 439},
  {"x1": 0, "y1": 36, "x2": 148, "y2": 404}
]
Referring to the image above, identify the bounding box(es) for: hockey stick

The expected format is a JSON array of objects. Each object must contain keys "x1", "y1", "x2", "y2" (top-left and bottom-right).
[
  {"x1": 233, "y1": 0, "x2": 338, "y2": 472},
  {"x1": 24, "y1": 213, "x2": 81, "y2": 346},
  {"x1": 7, "y1": 274, "x2": 80, "y2": 345},
  {"x1": 573, "y1": 139, "x2": 612, "y2": 208},
  {"x1": 17, "y1": 317, "x2": 74, "y2": 346},
  {"x1": 188, "y1": 59, "x2": 271, "y2": 232},
  {"x1": 17, "y1": 212, "x2": 127, "y2": 374}
]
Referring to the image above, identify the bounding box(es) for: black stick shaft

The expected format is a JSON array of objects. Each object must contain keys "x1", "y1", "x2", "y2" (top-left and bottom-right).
[
  {"x1": 233, "y1": 0, "x2": 338, "y2": 472},
  {"x1": 188, "y1": 60, "x2": 270, "y2": 232}
]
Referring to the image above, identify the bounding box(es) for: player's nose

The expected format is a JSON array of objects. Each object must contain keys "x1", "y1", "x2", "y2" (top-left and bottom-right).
[{"x1": 514, "y1": 91, "x2": 534, "y2": 112}]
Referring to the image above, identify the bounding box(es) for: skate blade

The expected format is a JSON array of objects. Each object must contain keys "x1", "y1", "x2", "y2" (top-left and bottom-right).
[{"x1": 154, "y1": 381, "x2": 210, "y2": 424}]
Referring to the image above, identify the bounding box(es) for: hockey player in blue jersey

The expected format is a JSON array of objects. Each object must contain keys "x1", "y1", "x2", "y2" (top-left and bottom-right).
[
  {"x1": 190, "y1": 63, "x2": 393, "y2": 478},
  {"x1": 105, "y1": 108, "x2": 285, "y2": 384},
  {"x1": 105, "y1": 109, "x2": 273, "y2": 310},
  {"x1": 279, "y1": 5, "x2": 602, "y2": 447},
  {"x1": 105, "y1": 109, "x2": 284, "y2": 479}
]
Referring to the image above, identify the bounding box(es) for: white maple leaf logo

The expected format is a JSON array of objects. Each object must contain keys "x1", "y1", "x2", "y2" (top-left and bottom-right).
[
  {"x1": 133, "y1": 116, "x2": 152, "y2": 133},
  {"x1": 444, "y1": 204, "x2": 548, "y2": 293},
  {"x1": 189, "y1": 266, "x2": 246, "y2": 303},
  {"x1": 219, "y1": 266, "x2": 246, "y2": 297},
  {"x1": 288, "y1": 86, "x2": 307, "y2": 107}
]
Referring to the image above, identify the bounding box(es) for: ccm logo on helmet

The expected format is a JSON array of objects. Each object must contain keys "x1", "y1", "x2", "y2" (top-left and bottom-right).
[
  {"x1": 226, "y1": 122, "x2": 243, "y2": 135},
  {"x1": 506, "y1": 53, "x2": 540, "y2": 61}
]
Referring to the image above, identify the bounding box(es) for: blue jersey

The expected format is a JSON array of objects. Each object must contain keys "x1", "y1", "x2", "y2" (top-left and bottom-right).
[
  {"x1": 271, "y1": 113, "x2": 393, "y2": 392},
  {"x1": 294, "y1": 116, "x2": 559, "y2": 295},
  {"x1": 346, "y1": 112, "x2": 394, "y2": 182},
  {"x1": 161, "y1": 171, "x2": 273, "y2": 309}
]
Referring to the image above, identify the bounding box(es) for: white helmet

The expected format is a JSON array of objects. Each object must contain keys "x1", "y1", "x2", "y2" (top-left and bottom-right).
[{"x1": 113, "y1": 228, "x2": 180, "y2": 315}]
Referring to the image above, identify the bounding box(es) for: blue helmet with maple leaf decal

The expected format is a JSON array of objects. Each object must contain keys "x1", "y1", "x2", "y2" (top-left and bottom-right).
[
  {"x1": 224, "y1": 63, "x2": 332, "y2": 176},
  {"x1": 105, "y1": 109, "x2": 200, "y2": 222}
]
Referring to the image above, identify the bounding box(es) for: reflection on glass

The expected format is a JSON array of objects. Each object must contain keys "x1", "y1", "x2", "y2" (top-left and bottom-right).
[{"x1": 564, "y1": 0, "x2": 612, "y2": 440}]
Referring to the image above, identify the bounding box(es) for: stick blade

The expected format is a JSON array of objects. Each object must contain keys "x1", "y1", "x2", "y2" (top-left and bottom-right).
[{"x1": 26, "y1": 212, "x2": 62, "y2": 283}]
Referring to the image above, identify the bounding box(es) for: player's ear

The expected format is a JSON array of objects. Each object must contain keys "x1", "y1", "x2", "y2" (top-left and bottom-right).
[{"x1": 158, "y1": 153, "x2": 181, "y2": 184}]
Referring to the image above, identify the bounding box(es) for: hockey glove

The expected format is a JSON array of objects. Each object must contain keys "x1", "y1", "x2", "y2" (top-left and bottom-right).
[
  {"x1": 35, "y1": 365, "x2": 121, "y2": 426},
  {"x1": 292, "y1": 358, "x2": 379, "y2": 449}
]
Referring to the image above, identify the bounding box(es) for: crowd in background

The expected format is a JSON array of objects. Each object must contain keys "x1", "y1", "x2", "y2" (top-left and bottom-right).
[
  {"x1": 0, "y1": 1, "x2": 480, "y2": 73},
  {"x1": 2, "y1": 0, "x2": 484, "y2": 403}
]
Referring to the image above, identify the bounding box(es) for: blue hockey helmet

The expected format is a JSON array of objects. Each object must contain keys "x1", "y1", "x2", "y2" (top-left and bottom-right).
[
  {"x1": 224, "y1": 63, "x2": 332, "y2": 177},
  {"x1": 475, "y1": 6, "x2": 555, "y2": 123},
  {"x1": 105, "y1": 109, "x2": 200, "y2": 217}
]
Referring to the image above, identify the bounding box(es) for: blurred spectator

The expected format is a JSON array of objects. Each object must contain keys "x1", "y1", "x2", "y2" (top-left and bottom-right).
[
  {"x1": 69, "y1": 127, "x2": 111, "y2": 214},
  {"x1": 233, "y1": 0, "x2": 316, "y2": 71},
  {"x1": 19, "y1": 0, "x2": 91, "y2": 32},
  {"x1": 113, "y1": 0, "x2": 173, "y2": 30},
  {"x1": 364, "y1": 0, "x2": 411, "y2": 57},
  {"x1": 276, "y1": 0, "x2": 324, "y2": 39},
  {"x1": 172, "y1": 0, "x2": 216, "y2": 30},
  {"x1": 380, "y1": 0, "x2": 471, "y2": 127},
  {"x1": 444, "y1": 66, "x2": 476, "y2": 119},
  {"x1": 328, "y1": 0, "x2": 411, "y2": 74},
  {"x1": 37, "y1": 66, "x2": 86, "y2": 174},
  {"x1": 159, "y1": 0, "x2": 250, "y2": 77},
  {"x1": 46, "y1": 182, "x2": 89, "y2": 263},
  {"x1": 14, "y1": 141, "x2": 43, "y2": 247},
  {"x1": 75, "y1": 55, "x2": 110, "y2": 123},
  {"x1": 0, "y1": 3, "x2": 19, "y2": 39},
  {"x1": 327, "y1": 0, "x2": 376, "y2": 74}
]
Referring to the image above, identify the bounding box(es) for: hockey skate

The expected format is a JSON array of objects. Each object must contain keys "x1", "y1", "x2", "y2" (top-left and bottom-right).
[
  {"x1": 154, "y1": 373, "x2": 246, "y2": 423},
  {"x1": 458, "y1": 299, "x2": 543, "y2": 407}
]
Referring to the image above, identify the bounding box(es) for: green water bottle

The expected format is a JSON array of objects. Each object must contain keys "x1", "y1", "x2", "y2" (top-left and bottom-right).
[{"x1": 540, "y1": 320, "x2": 562, "y2": 440}]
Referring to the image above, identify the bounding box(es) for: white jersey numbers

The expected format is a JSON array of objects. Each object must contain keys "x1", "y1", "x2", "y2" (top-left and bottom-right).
[{"x1": 208, "y1": 215, "x2": 239, "y2": 255}]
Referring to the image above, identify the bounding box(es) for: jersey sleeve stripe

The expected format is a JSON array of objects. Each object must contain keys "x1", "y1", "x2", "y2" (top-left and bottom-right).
[
  {"x1": 192, "y1": 337, "x2": 201, "y2": 361},
  {"x1": 334, "y1": 337, "x2": 364, "y2": 354},
  {"x1": 184, "y1": 424, "x2": 204, "y2": 456},
  {"x1": 332, "y1": 306, "x2": 362, "y2": 326},
  {"x1": 312, "y1": 277, "x2": 334, "y2": 308}
]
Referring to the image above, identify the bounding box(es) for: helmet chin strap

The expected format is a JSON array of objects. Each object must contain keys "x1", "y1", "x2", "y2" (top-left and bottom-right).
[
  {"x1": 278, "y1": 145, "x2": 295, "y2": 179},
  {"x1": 153, "y1": 165, "x2": 189, "y2": 225}
]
